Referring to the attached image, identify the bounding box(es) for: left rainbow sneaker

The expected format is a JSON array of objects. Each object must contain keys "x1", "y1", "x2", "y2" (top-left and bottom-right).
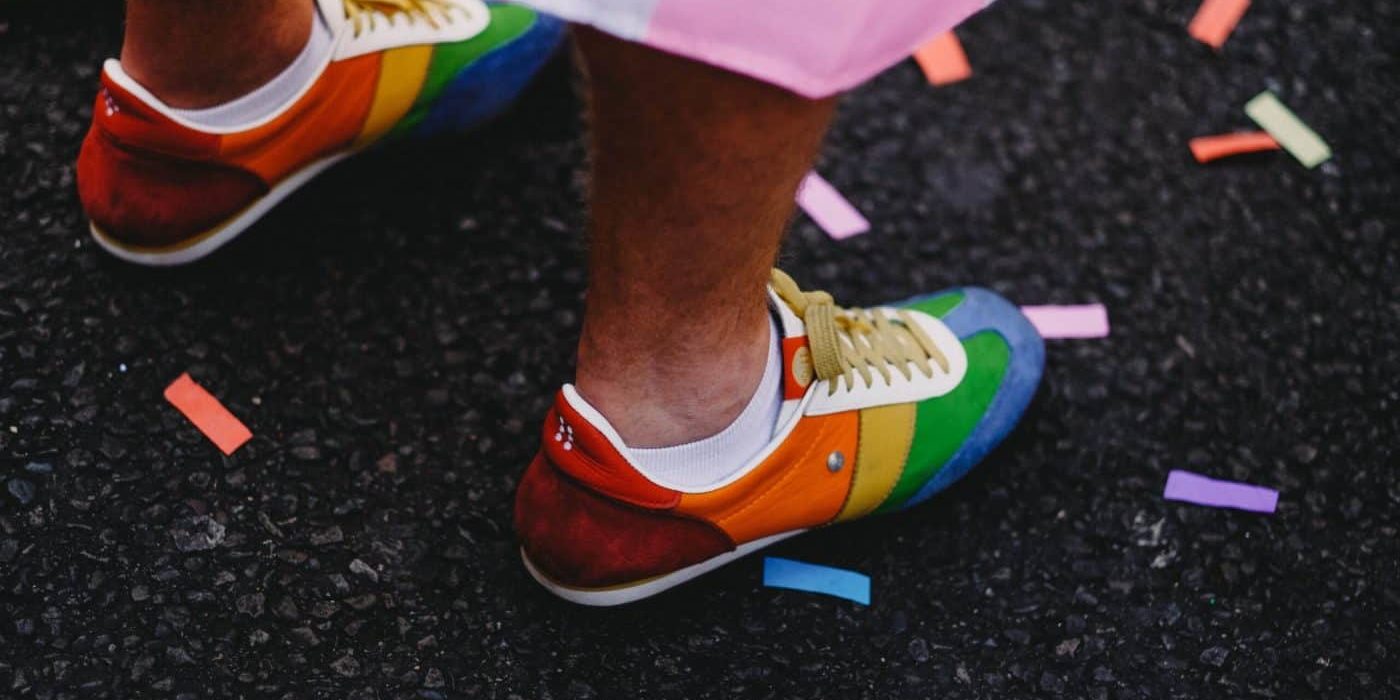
[
  {"x1": 76, "y1": 0, "x2": 564, "y2": 266},
  {"x1": 515, "y1": 269, "x2": 1045, "y2": 606}
]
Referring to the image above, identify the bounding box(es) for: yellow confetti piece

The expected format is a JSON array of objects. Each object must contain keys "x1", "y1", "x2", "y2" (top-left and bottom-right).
[{"x1": 1244, "y1": 91, "x2": 1332, "y2": 169}]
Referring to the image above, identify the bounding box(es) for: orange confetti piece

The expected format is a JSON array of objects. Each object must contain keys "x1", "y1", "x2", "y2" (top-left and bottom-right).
[
  {"x1": 1189, "y1": 131, "x2": 1280, "y2": 163},
  {"x1": 1188, "y1": 0, "x2": 1251, "y2": 49},
  {"x1": 913, "y1": 32, "x2": 972, "y2": 86},
  {"x1": 164, "y1": 373, "x2": 253, "y2": 455}
]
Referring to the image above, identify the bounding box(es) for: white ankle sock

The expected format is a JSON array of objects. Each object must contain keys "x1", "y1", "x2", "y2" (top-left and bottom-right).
[
  {"x1": 625, "y1": 315, "x2": 784, "y2": 489},
  {"x1": 166, "y1": 6, "x2": 332, "y2": 128}
]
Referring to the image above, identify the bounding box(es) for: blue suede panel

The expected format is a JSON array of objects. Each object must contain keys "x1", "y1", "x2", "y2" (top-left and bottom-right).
[
  {"x1": 897, "y1": 287, "x2": 1044, "y2": 508},
  {"x1": 414, "y1": 13, "x2": 565, "y2": 137}
]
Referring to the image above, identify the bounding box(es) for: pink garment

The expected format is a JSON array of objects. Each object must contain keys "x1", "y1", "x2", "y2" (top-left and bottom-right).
[{"x1": 514, "y1": 0, "x2": 993, "y2": 97}]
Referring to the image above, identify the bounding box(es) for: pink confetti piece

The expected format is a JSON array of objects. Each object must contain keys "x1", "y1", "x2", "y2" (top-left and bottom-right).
[
  {"x1": 1188, "y1": 0, "x2": 1251, "y2": 49},
  {"x1": 1189, "y1": 131, "x2": 1280, "y2": 163},
  {"x1": 164, "y1": 373, "x2": 252, "y2": 455},
  {"x1": 1020, "y1": 304, "x2": 1110, "y2": 339},
  {"x1": 913, "y1": 31, "x2": 972, "y2": 86},
  {"x1": 1163, "y1": 469, "x2": 1278, "y2": 513},
  {"x1": 797, "y1": 171, "x2": 869, "y2": 240}
]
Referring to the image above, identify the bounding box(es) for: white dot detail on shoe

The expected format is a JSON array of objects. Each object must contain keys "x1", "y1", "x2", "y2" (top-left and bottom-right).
[{"x1": 556, "y1": 416, "x2": 575, "y2": 451}]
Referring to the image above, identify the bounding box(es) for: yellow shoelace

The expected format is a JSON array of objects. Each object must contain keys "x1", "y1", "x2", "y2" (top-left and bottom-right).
[
  {"x1": 771, "y1": 269, "x2": 951, "y2": 396},
  {"x1": 342, "y1": 0, "x2": 457, "y2": 36}
]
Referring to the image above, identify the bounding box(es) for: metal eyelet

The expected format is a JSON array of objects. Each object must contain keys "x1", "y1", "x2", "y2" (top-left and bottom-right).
[{"x1": 826, "y1": 451, "x2": 845, "y2": 472}]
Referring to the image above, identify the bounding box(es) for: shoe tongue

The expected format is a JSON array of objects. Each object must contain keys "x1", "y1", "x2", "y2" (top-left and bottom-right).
[
  {"x1": 766, "y1": 288, "x2": 821, "y2": 403},
  {"x1": 317, "y1": 0, "x2": 350, "y2": 38},
  {"x1": 768, "y1": 287, "x2": 807, "y2": 340}
]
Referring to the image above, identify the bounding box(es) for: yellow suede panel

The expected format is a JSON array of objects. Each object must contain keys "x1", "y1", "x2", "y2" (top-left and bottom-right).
[
  {"x1": 835, "y1": 402, "x2": 916, "y2": 522},
  {"x1": 353, "y1": 45, "x2": 433, "y2": 148}
]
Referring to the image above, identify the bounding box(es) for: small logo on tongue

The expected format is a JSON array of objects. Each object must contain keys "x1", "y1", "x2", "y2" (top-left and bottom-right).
[
  {"x1": 792, "y1": 347, "x2": 813, "y2": 388},
  {"x1": 782, "y1": 336, "x2": 813, "y2": 400}
]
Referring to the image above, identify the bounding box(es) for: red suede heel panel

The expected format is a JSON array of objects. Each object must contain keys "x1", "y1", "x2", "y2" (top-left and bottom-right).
[
  {"x1": 515, "y1": 454, "x2": 735, "y2": 589},
  {"x1": 545, "y1": 395, "x2": 682, "y2": 509},
  {"x1": 93, "y1": 80, "x2": 223, "y2": 158},
  {"x1": 77, "y1": 127, "x2": 267, "y2": 248}
]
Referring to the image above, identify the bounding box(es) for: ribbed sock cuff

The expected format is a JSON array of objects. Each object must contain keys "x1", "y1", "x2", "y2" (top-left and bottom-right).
[
  {"x1": 167, "y1": 5, "x2": 331, "y2": 128},
  {"x1": 626, "y1": 313, "x2": 784, "y2": 489}
]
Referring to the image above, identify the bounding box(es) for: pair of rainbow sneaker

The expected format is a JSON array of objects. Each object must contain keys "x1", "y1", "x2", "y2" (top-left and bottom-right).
[{"x1": 77, "y1": 0, "x2": 1045, "y2": 605}]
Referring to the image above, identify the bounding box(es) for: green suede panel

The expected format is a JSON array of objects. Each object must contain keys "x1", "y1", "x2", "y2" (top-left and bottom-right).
[
  {"x1": 874, "y1": 331, "x2": 1010, "y2": 513},
  {"x1": 388, "y1": 4, "x2": 537, "y2": 137},
  {"x1": 905, "y1": 290, "x2": 966, "y2": 319}
]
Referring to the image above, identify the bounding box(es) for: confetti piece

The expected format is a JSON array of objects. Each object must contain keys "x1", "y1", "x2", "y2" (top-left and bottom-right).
[
  {"x1": 1189, "y1": 131, "x2": 1280, "y2": 163},
  {"x1": 1244, "y1": 91, "x2": 1332, "y2": 168},
  {"x1": 763, "y1": 557, "x2": 870, "y2": 604},
  {"x1": 797, "y1": 171, "x2": 869, "y2": 240},
  {"x1": 913, "y1": 31, "x2": 972, "y2": 86},
  {"x1": 164, "y1": 373, "x2": 252, "y2": 455},
  {"x1": 1163, "y1": 469, "x2": 1278, "y2": 513},
  {"x1": 1188, "y1": 0, "x2": 1251, "y2": 49},
  {"x1": 1020, "y1": 304, "x2": 1110, "y2": 339}
]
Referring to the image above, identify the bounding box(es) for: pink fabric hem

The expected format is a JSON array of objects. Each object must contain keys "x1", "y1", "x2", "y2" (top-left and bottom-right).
[
  {"x1": 641, "y1": 1, "x2": 989, "y2": 97},
  {"x1": 517, "y1": 0, "x2": 992, "y2": 97}
]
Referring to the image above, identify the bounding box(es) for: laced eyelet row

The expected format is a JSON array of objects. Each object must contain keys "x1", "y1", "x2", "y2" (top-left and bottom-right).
[{"x1": 770, "y1": 269, "x2": 950, "y2": 397}]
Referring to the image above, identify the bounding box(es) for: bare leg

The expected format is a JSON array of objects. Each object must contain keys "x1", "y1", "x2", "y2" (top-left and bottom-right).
[
  {"x1": 120, "y1": 0, "x2": 313, "y2": 108},
  {"x1": 572, "y1": 28, "x2": 838, "y2": 448}
]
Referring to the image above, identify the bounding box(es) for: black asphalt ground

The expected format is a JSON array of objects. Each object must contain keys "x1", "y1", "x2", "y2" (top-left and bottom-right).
[{"x1": 2, "y1": 0, "x2": 1398, "y2": 698}]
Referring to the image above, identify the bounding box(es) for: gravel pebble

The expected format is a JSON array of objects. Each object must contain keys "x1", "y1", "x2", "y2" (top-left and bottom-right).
[
  {"x1": 170, "y1": 516, "x2": 226, "y2": 552},
  {"x1": 7, "y1": 478, "x2": 37, "y2": 505}
]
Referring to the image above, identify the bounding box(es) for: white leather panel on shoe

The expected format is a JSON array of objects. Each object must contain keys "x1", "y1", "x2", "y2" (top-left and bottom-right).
[
  {"x1": 332, "y1": 0, "x2": 492, "y2": 59},
  {"x1": 803, "y1": 307, "x2": 968, "y2": 416}
]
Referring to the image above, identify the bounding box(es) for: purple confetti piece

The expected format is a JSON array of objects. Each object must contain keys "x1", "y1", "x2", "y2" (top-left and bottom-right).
[{"x1": 1163, "y1": 469, "x2": 1278, "y2": 513}]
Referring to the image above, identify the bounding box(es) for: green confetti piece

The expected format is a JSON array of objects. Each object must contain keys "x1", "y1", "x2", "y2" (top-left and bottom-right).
[{"x1": 1244, "y1": 91, "x2": 1332, "y2": 169}]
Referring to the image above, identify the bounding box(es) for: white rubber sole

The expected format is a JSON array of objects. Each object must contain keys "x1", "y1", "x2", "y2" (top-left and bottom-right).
[
  {"x1": 521, "y1": 529, "x2": 804, "y2": 607},
  {"x1": 88, "y1": 150, "x2": 352, "y2": 267}
]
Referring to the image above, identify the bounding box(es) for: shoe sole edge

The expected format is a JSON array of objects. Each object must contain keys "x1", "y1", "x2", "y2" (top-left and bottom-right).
[
  {"x1": 521, "y1": 529, "x2": 804, "y2": 607},
  {"x1": 89, "y1": 150, "x2": 352, "y2": 266}
]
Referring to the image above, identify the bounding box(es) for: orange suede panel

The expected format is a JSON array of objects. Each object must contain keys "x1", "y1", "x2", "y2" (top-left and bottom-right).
[
  {"x1": 676, "y1": 411, "x2": 858, "y2": 544},
  {"x1": 220, "y1": 53, "x2": 381, "y2": 183}
]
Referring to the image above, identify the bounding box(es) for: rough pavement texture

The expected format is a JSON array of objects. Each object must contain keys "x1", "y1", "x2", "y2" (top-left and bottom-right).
[{"x1": 2, "y1": 0, "x2": 1398, "y2": 698}]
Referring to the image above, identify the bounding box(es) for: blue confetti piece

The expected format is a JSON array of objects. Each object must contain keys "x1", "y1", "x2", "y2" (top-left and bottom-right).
[{"x1": 763, "y1": 557, "x2": 870, "y2": 605}]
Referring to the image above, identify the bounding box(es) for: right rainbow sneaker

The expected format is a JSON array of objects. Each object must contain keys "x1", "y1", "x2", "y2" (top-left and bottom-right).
[
  {"x1": 515, "y1": 269, "x2": 1045, "y2": 605},
  {"x1": 76, "y1": 0, "x2": 564, "y2": 266}
]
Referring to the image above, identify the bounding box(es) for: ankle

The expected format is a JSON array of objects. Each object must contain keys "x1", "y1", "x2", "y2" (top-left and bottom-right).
[
  {"x1": 120, "y1": 0, "x2": 315, "y2": 108},
  {"x1": 575, "y1": 315, "x2": 774, "y2": 449}
]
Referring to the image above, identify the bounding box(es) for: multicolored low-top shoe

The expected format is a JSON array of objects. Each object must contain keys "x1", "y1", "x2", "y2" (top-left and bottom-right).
[
  {"x1": 76, "y1": 0, "x2": 563, "y2": 265},
  {"x1": 515, "y1": 269, "x2": 1045, "y2": 606}
]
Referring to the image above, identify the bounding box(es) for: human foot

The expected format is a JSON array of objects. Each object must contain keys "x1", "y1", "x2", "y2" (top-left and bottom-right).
[
  {"x1": 574, "y1": 304, "x2": 774, "y2": 449},
  {"x1": 77, "y1": 0, "x2": 564, "y2": 265},
  {"x1": 119, "y1": 0, "x2": 315, "y2": 109},
  {"x1": 514, "y1": 268, "x2": 1045, "y2": 605}
]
